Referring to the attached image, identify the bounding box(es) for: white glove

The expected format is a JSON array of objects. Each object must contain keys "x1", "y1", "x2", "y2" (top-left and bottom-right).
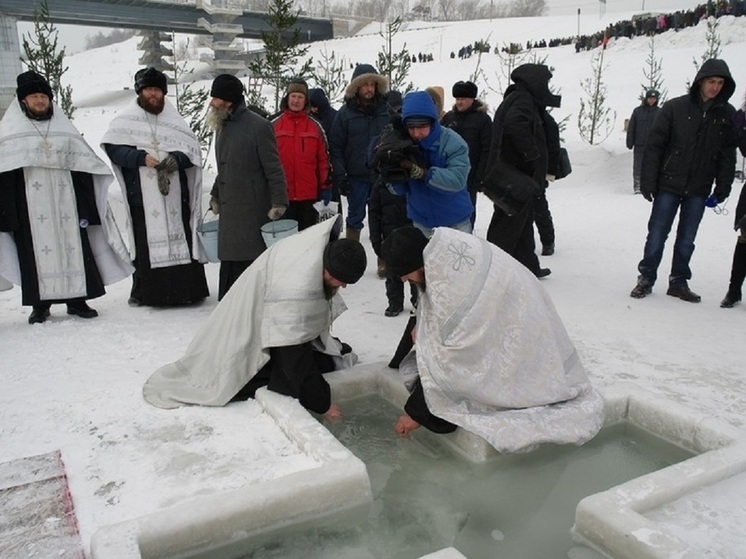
[{"x1": 268, "y1": 205, "x2": 286, "y2": 220}]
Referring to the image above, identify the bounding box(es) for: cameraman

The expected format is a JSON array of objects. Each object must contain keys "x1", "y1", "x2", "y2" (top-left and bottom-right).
[{"x1": 374, "y1": 91, "x2": 473, "y2": 238}]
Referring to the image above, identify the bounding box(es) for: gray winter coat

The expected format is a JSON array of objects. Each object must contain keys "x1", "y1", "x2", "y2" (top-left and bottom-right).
[{"x1": 210, "y1": 103, "x2": 288, "y2": 261}]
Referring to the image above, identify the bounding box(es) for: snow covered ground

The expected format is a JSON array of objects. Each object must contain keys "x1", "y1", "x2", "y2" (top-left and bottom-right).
[{"x1": 2, "y1": 3, "x2": 746, "y2": 557}]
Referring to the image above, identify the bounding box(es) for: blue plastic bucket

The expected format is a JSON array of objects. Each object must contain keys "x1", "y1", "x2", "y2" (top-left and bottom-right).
[
  {"x1": 261, "y1": 219, "x2": 298, "y2": 247},
  {"x1": 197, "y1": 217, "x2": 219, "y2": 263}
]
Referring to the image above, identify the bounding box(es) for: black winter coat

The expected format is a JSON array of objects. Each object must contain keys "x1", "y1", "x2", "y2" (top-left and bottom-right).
[
  {"x1": 626, "y1": 103, "x2": 660, "y2": 149},
  {"x1": 641, "y1": 59, "x2": 737, "y2": 200},
  {"x1": 441, "y1": 100, "x2": 492, "y2": 193},
  {"x1": 368, "y1": 179, "x2": 411, "y2": 257},
  {"x1": 488, "y1": 64, "x2": 560, "y2": 186},
  {"x1": 542, "y1": 111, "x2": 561, "y2": 178}
]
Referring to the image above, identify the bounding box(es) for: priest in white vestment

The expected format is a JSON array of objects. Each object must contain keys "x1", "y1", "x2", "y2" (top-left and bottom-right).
[
  {"x1": 0, "y1": 71, "x2": 133, "y2": 324},
  {"x1": 143, "y1": 216, "x2": 366, "y2": 420},
  {"x1": 102, "y1": 67, "x2": 209, "y2": 307},
  {"x1": 382, "y1": 226, "x2": 605, "y2": 453}
]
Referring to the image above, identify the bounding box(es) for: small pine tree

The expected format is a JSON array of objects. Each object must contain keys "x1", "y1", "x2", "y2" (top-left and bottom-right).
[
  {"x1": 21, "y1": 0, "x2": 74, "y2": 118},
  {"x1": 641, "y1": 36, "x2": 667, "y2": 104},
  {"x1": 376, "y1": 18, "x2": 413, "y2": 94},
  {"x1": 492, "y1": 42, "x2": 532, "y2": 96},
  {"x1": 309, "y1": 47, "x2": 348, "y2": 105},
  {"x1": 578, "y1": 49, "x2": 616, "y2": 145},
  {"x1": 248, "y1": 0, "x2": 313, "y2": 113},
  {"x1": 245, "y1": 76, "x2": 269, "y2": 115},
  {"x1": 172, "y1": 37, "x2": 212, "y2": 166},
  {"x1": 467, "y1": 34, "x2": 492, "y2": 91},
  {"x1": 688, "y1": 16, "x2": 722, "y2": 89}
]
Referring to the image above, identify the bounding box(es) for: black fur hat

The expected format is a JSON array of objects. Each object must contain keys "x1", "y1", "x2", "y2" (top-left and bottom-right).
[
  {"x1": 134, "y1": 67, "x2": 168, "y2": 95},
  {"x1": 452, "y1": 80, "x2": 478, "y2": 99},
  {"x1": 16, "y1": 71, "x2": 53, "y2": 101}
]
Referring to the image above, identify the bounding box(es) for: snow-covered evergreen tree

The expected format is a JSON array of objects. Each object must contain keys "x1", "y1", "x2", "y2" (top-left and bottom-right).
[
  {"x1": 376, "y1": 18, "x2": 413, "y2": 95},
  {"x1": 578, "y1": 49, "x2": 616, "y2": 145},
  {"x1": 641, "y1": 36, "x2": 667, "y2": 104},
  {"x1": 309, "y1": 47, "x2": 348, "y2": 105},
  {"x1": 248, "y1": 0, "x2": 312, "y2": 113},
  {"x1": 21, "y1": 0, "x2": 74, "y2": 118}
]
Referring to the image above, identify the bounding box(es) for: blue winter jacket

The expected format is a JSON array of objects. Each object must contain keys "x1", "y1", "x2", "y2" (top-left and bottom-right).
[{"x1": 394, "y1": 91, "x2": 473, "y2": 229}]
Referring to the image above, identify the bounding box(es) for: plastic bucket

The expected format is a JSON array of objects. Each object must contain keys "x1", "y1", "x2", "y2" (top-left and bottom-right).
[
  {"x1": 197, "y1": 215, "x2": 219, "y2": 263},
  {"x1": 261, "y1": 219, "x2": 298, "y2": 247}
]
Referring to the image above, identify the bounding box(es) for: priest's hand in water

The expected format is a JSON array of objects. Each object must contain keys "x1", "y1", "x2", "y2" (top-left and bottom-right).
[
  {"x1": 395, "y1": 414, "x2": 421, "y2": 437},
  {"x1": 322, "y1": 403, "x2": 343, "y2": 422}
]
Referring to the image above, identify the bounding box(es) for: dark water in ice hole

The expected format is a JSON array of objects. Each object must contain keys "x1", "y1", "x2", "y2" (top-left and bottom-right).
[{"x1": 232, "y1": 394, "x2": 694, "y2": 559}]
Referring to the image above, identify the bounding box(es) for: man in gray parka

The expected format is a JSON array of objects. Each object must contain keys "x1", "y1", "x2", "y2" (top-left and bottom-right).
[{"x1": 207, "y1": 74, "x2": 288, "y2": 300}]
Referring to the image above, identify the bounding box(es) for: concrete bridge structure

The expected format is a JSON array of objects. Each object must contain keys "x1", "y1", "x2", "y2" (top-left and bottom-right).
[{"x1": 0, "y1": 0, "x2": 334, "y2": 115}]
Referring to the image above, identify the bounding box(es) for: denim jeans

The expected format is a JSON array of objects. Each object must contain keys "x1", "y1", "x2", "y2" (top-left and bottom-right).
[
  {"x1": 345, "y1": 179, "x2": 372, "y2": 231},
  {"x1": 637, "y1": 191, "x2": 706, "y2": 287}
]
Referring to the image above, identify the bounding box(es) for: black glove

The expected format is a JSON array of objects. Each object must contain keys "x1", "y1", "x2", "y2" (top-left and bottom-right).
[
  {"x1": 400, "y1": 159, "x2": 427, "y2": 180},
  {"x1": 372, "y1": 243, "x2": 382, "y2": 258},
  {"x1": 336, "y1": 178, "x2": 350, "y2": 197},
  {"x1": 642, "y1": 190, "x2": 654, "y2": 202},
  {"x1": 714, "y1": 192, "x2": 727, "y2": 204}
]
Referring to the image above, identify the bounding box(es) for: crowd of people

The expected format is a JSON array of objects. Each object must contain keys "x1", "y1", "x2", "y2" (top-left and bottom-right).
[
  {"x1": 1, "y1": 51, "x2": 744, "y2": 450},
  {"x1": 447, "y1": 2, "x2": 746, "y2": 57}
]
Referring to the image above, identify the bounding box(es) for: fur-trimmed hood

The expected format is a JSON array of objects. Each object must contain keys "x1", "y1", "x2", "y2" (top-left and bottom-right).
[{"x1": 344, "y1": 63, "x2": 389, "y2": 99}]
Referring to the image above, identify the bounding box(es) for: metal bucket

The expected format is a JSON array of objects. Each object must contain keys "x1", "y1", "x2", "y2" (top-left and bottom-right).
[
  {"x1": 197, "y1": 212, "x2": 219, "y2": 263},
  {"x1": 261, "y1": 219, "x2": 298, "y2": 247}
]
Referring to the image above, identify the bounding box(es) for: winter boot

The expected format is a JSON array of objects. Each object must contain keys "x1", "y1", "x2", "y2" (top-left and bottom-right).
[
  {"x1": 67, "y1": 301, "x2": 98, "y2": 318},
  {"x1": 630, "y1": 280, "x2": 652, "y2": 299},
  {"x1": 28, "y1": 305, "x2": 51, "y2": 325},
  {"x1": 666, "y1": 285, "x2": 701, "y2": 303},
  {"x1": 345, "y1": 228, "x2": 360, "y2": 242},
  {"x1": 721, "y1": 243, "x2": 746, "y2": 308}
]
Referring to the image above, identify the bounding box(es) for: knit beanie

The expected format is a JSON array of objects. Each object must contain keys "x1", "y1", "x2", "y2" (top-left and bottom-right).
[
  {"x1": 134, "y1": 67, "x2": 168, "y2": 95},
  {"x1": 16, "y1": 70, "x2": 53, "y2": 101},
  {"x1": 210, "y1": 74, "x2": 244, "y2": 105},
  {"x1": 381, "y1": 226, "x2": 429, "y2": 278},
  {"x1": 452, "y1": 80, "x2": 478, "y2": 99},
  {"x1": 645, "y1": 89, "x2": 660, "y2": 99},
  {"x1": 323, "y1": 239, "x2": 367, "y2": 284},
  {"x1": 286, "y1": 77, "x2": 308, "y2": 97}
]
